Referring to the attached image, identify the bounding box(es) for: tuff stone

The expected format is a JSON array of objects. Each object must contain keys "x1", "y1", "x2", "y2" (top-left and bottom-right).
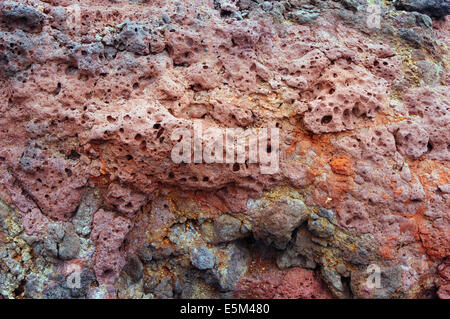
[{"x1": 0, "y1": 0, "x2": 448, "y2": 300}]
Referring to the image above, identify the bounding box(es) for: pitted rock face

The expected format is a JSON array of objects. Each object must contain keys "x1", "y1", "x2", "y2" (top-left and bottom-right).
[
  {"x1": 395, "y1": 0, "x2": 450, "y2": 19},
  {"x1": 248, "y1": 195, "x2": 309, "y2": 249},
  {"x1": 302, "y1": 56, "x2": 389, "y2": 134},
  {"x1": 13, "y1": 142, "x2": 87, "y2": 221},
  {"x1": 1, "y1": 2, "x2": 44, "y2": 33},
  {"x1": 0, "y1": 0, "x2": 448, "y2": 299},
  {"x1": 91, "y1": 209, "x2": 132, "y2": 284}
]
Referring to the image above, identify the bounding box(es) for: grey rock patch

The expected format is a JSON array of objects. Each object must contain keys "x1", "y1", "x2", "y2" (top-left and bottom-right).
[{"x1": 190, "y1": 247, "x2": 215, "y2": 270}]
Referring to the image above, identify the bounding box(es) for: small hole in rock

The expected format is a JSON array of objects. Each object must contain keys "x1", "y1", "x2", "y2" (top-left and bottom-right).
[
  {"x1": 65, "y1": 168, "x2": 72, "y2": 177},
  {"x1": 321, "y1": 115, "x2": 332, "y2": 124}
]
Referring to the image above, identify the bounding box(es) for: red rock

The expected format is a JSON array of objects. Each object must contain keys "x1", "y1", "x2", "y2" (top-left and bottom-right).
[
  {"x1": 0, "y1": 0, "x2": 448, "y2": 300},
  {"x1": 91, "y1": 209, "x2": 132, "y2": 284},
  {"x1": 236, "y1": 267, "x2": 332, "y2": 299},
  {"x1": 438, "y1": 284, "x2": 450, "y2": 299}
]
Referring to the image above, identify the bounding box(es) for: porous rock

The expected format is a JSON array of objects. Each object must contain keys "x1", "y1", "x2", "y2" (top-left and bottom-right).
[{"x1": 0, "y1": 0, "x2": 448, "y2": 300}]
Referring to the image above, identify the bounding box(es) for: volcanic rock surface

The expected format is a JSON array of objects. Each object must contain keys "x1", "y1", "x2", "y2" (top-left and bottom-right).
[{"x1": 0, "y1": 0, "x2": 448, "y2": 299}]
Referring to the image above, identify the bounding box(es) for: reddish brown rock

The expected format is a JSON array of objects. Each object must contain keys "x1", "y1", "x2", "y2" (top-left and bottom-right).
[
  {"x1": 0, "y1": 0, "x2": 448, "y2": 300},
  {"x1": 236, "y1": 267, "x2": 332, "y2": 299},
  {"x1": 91, "y1": 209, "x2": 132, "y2": 284}
]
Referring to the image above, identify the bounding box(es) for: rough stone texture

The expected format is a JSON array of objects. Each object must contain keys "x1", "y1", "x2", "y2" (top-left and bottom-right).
[
  {"x1": 91, "y1": 209, "x2": 132, "y2": 284},
  {"x1": 402, "y1": 87, "x2": 450, "y2": 161},
  {"x1": 0, "y1": 0, "x2": 448, "y2": 299},
  {"x1": 395, "y1": 0, "x2": 450, "y2": 19},
  {"x1": 1, "y1": 1, "x2": 44, "y2": 33},
  {"x1": 248, "y1": 192, "x2": 309, "y2": 249},
  {"x1": 12, "y1": 142, "x2": 87, "y2": 221},
  {"x1": 236, "y1": 267, "x2": 332, "y2": 299}
]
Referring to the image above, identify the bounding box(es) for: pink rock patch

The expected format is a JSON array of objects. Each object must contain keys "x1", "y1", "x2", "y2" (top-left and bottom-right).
[{"x1": 236, "y1": 267, "x2": 332, "y2": 299}]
